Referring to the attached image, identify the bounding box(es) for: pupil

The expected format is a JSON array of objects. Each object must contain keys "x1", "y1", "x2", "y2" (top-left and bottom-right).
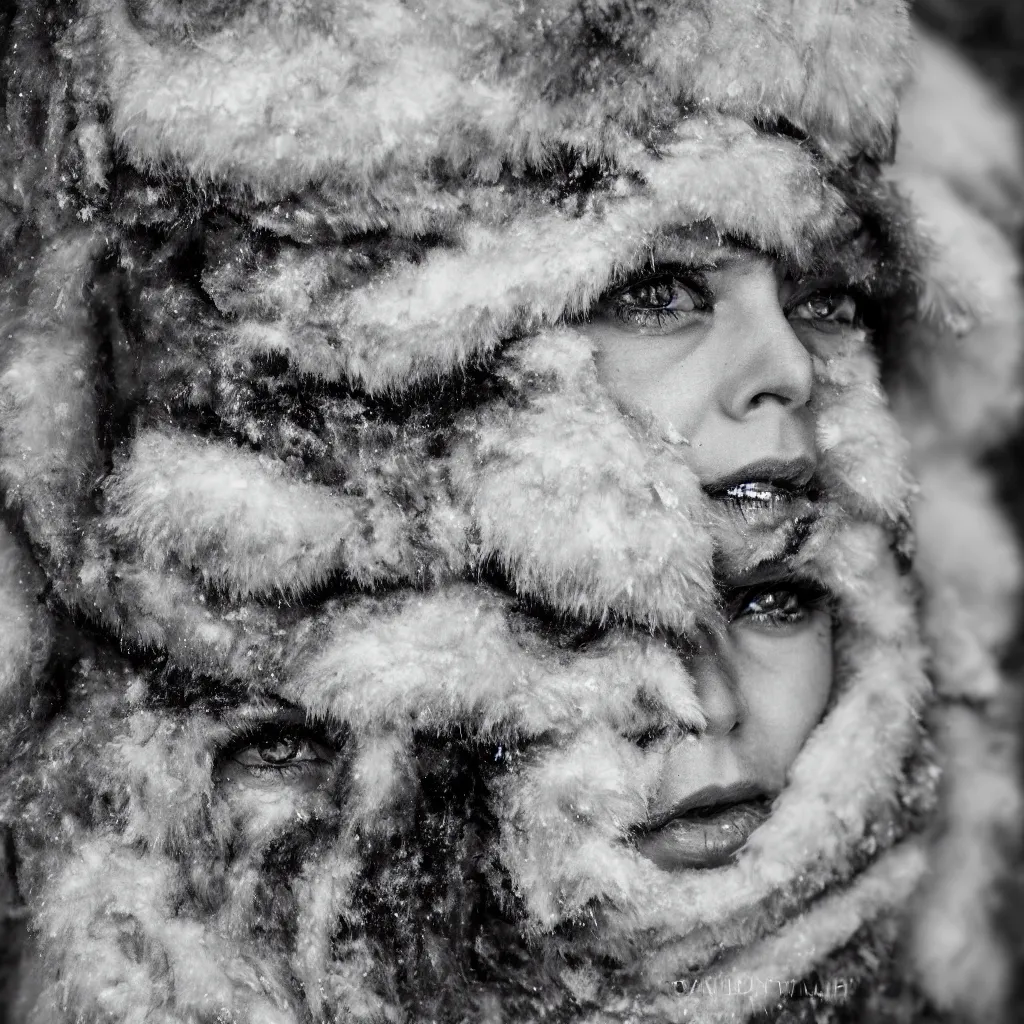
[
  {"x1": 749, "y1": 590, "x2": 800, "y2": 616},
  {"x1": 258, "y1": 736, "x2": 300, "y2": 764},
  {"x1": 638, "y1": 280, "x2": 671, "y2": 307}
]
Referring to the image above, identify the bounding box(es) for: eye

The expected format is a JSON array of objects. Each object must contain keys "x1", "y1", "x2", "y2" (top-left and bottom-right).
[
  {"x1": 727, "y1": 582, "x2": 831, "y2": 629},
  {"x1": 787, "y1": 290, "x2": 859, "y2": 327},
  {"x1": 602, "y1": 270, "x2": 710, "y2": 328},
  {"x1": 226, "y1": 725, "x2": 338, "y2": 779}
]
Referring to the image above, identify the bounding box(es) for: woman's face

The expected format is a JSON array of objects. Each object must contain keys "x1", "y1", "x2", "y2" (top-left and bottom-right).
[{"x1": 583, "y1": 244, "x2": 857, "y2": 869}]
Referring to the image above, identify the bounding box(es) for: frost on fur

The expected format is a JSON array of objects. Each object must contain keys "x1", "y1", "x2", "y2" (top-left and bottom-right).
[
  {"x1": 0, "y1": 2, "x2": 1020, "y2": 1023},
  {"x1": 0, "y1": 521, "x2": 51, "y2": 753},
  {"x1": 0, "y1": 233, "x2": 105, "y2": 571},
  {"x1": 84, "y1": 0, "x2": 908, "y2": 191},
  {"x1": 102, "y1": 428, "x2": 462, "y2": 599},
  {"x1": 453, "y1": 330, "x2": 717, "y2": 633}
]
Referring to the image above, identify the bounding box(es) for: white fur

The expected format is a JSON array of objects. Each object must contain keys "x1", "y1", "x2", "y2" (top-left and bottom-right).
[
  {"x1": 911, "y1": 706, "x2": 1021, "y2": 1022},
  {"x1": 454, "y1": 329, "x2": 717, "y2": 632},
  {"x1": 86, "y1": 0, "x2": 908, "y2": 190},
  {"x1": 0, "y1": 521, "x2": 49, "y2": 722},
  {"x1": 0, "y1": 233, "x2": 103, "y2": 568},
  {"x1": 900, "y1": 28, "x2": 1024, "y2": 231},
  {"x1": 103, "y1": 429, "x2": 442, "y2": 599}
]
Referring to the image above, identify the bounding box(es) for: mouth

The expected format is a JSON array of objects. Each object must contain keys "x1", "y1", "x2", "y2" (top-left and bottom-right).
[
  {"x1": 705, "y1": 456, "x2": 817, "y2": 499},
  {"x1": 704, "y1": 457, "x2": 820, "y2": 529},
  {"x1": 633, "y1": 784, "x2": 774, "y2": 870}
]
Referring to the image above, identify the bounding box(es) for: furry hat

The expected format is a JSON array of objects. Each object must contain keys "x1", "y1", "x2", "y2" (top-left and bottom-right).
[{"x1": 0, "y1": 3, "x2": 1020, "y2": 1023}]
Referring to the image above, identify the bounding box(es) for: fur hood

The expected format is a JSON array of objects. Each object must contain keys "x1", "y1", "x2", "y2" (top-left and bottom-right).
[{"x1": 0, "y1": 3, "x2": 1020, "y2": 1022}]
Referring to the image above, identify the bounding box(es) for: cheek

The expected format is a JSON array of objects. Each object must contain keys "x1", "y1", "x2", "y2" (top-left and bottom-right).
[
  {"x1": 734, "y1": 614, "x2": 834, "y2": 774},
  {"x1": 585, "y1": 322, "x2": 711, "y2": 428}
]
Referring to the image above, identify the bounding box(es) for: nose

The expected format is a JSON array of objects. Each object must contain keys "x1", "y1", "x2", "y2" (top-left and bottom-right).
[
  {"x1": 689, "y1": 637, "x2": 745, "y2": 737},
  {"x1": 717, "y1": 272, "x2": 814, "y2": 420}
]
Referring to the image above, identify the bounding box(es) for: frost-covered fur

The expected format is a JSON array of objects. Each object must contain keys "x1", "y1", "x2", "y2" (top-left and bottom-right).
[{"x1": 0, "y1": 4, "x2": 1020, "y2": 1024}]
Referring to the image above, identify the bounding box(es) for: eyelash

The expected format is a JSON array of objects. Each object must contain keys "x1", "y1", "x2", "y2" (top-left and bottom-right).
[
  {"x1": 223, "y1": 722, "x2": 336, "y2": 776},
  {"x1": 607, "y1": 270, "x2": 712, "y2": 328},
  {"x1": 243, "y1": 761, "x2": 322, "y2": 780},
  {"x1": 725, "y1": 581, "x2": 833, "y2": 627},
  {"x1": 603, "y1": 268, "x2": 866, "y2": 330}
]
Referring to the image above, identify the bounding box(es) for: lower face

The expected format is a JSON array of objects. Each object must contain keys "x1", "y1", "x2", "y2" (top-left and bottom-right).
[{"x1": 632, "y1": 605, "x2": 834, "y2": 869}]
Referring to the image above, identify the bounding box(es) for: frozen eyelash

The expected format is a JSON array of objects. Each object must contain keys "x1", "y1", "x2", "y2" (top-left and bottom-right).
[
  {"x1": 604, "y1": 265, "x2": 714, "y2": 320},
  {"x1": 240, "y1": 761, "x2": 324, "y2": 780},
  {"x1": 612, "y1": 305, "x2": 685, "y2": 328}
]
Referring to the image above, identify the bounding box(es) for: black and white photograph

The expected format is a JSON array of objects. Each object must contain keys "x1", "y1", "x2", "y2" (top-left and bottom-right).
[{"x1": 1, "y1": 1, "x2": 1022, "y2": 1022}]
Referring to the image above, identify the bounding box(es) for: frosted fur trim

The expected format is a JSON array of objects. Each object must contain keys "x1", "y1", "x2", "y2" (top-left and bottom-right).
[
  {"x1": 28, "y1": 842, "x2": 302, "y2": 1024},
  {"x1": 0, "y1": 233, "x2": 103, "y2": 570},
  {"x1": 114, "y1": 712, "x2": 220, "y2": 853},
  {"x1": 68, "y1": 325, "x2": 910, "y2": 679},
  {"x1": 286, "y1": 586, "x2": 704, "y2": 739},
  {"x1": 80, "y1": 328, "x2": 721, "y2": 632},
  {"x1": 638, "y1": 0, "x2": 909, "y2": 165},
  {"x1": 60, "y1": 578, "x2": 706, "y2": 744},
  {"x1": 915, "y1": 457, "x2": 1020, "y2": 661},
  {"x1": 808, "y1": 331, "x2": 915, "y2": 525},
  {"x1": 72, "y1": 556, "x2": 285, "y2": 678},
  {"x1": 454, "y1": 329, "x2": 717, "y2": 632},
  {"x1": 0, "y1": 521, "x2": 50, "y2": 752},
  {"x1": 604, "y1": 839, "x2": 929, "y2": 1024},
  {"x1": 889, "y1": 170, "x2": 1024, "y2": 450},
  {"x1": 225, "y1": 121, "x2": 845, "y2": 395},
  {"x1": 0, "y1": 520, "x2": 46, "y2": 694},
  {"x1": 290, "y1": 844, "x2": 380, "y2": 1022},
  {"x1": 84, "y1": 0, "x2": 907, "y2": 191},
  {"x1": 103, "y1": 428, "x2": 466, "y2": 599}
]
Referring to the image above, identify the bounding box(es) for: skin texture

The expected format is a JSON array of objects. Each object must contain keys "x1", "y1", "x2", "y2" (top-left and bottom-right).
[
  {"x1": 583, "y1": 245, "x2": 854, "y2": 866},
  {"x1": 586, "y1": 247, "x2": 848, "y2": 484}
]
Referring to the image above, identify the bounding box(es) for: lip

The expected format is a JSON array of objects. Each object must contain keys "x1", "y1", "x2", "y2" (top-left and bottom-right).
[
  {"x1": 634, "y1": 783, "x2": 773, "y2": 871},
  {"x1": 703, "y1": 456, "x2": 818, "y2": 499}
]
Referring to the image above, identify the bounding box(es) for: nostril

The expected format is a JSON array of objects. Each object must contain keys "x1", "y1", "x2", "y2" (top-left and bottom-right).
[{"x1": 749, "y1": 391, "x2": 787, "y2": 409}]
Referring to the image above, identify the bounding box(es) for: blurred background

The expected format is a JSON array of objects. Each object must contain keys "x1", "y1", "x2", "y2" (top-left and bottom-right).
[
  {"x1": 913, "y1": 0, "x2": 1024, "y2": 1011},
  {"x1": 917, "y1": 0, "x2": 1024, "y2": 104}
]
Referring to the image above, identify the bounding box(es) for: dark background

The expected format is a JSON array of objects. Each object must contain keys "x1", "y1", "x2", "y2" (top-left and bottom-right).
[
  {"x1": 918, "y1": 0, "x2": 1024, "y2": 101},
  {"x1": 913, "y1": 0, "x2": 1024, "y2": 1014}
]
